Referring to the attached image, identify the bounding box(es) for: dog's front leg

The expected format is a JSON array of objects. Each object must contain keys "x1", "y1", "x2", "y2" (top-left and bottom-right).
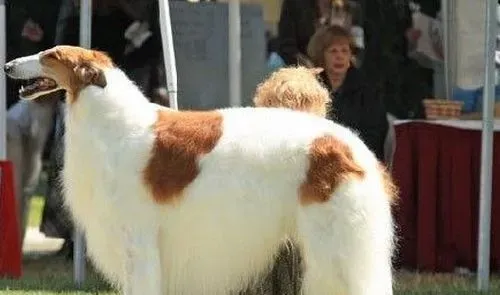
[{"x1": 122, "y1": 227, "x2": 162, "y2": 295}]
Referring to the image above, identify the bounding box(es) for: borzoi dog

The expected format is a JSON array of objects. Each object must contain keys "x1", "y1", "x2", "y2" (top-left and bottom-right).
[{"x1": 5, "y1": 45, "x2": 396, "y2": 295}]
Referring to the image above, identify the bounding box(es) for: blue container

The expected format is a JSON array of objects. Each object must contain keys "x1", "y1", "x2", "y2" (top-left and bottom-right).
[
  {"x1": 474, "y1": 84, "x2": 500, "y2": 112},
  {"x1": 452, "y1": 85, "x2": 500, "y2": 113},
  {"x1": 453, "y1": 87, "x2": 480, "y2": 113}
]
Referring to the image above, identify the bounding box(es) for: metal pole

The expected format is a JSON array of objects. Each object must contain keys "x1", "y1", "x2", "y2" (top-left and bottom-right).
[
  {"x1": 228, "y1": 0, "x2": 241, "y2": 107},
  {"x1": 0, "y1": 0, "x2": 6, "y2": 160},
  {"x1": 74, "y1": 0, "x2": 92, "y2": 287},
  {"x1": 441, "y1": 0, "x2": 452, "y2": 100},
  {"x1": 477, "y1": 0, "x2": 497, "y2": 291},
  {"x1": 158, "y1": 0, "x2": 178, "y2": 110},
  {"x1": 447, "y1": 0, "x2": 457, "y2": 100}
]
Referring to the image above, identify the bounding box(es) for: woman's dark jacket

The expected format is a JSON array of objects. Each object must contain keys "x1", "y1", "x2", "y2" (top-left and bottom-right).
[
  {"x1": 322, "y1": 67, "x2": 389, "y2": 162},
  {"x1": 276, "y1": 0, "x2": 318, "y2": 65},
  {"x1": 55, "y1": 0, "x2": 161, "y2": 70},
  {"x1": 277, "y1": 0, "x2": 432, "y2": 119}
]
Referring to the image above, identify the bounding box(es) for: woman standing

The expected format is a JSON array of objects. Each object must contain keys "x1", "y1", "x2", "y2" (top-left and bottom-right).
[
  {"x1": 307, "y1": 25, "x2": 389, "y2": 161},
  {"x1": 277, "y1": 0, "x2": 363, "y2": 66},
  {"x1": 5, "y1": 0, "x2": 62, "y2": 108},
  {"x1": 5, "y1": 0, "x2": 63, "y2": 244}
]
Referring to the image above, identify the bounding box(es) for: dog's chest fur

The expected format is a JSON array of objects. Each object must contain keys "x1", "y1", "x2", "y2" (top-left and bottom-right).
[{"x1": 61, "y1": 83, "x2": 160, "y2": 283}]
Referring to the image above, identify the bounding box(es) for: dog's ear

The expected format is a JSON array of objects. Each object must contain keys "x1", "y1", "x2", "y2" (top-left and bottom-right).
[
  {"x1": 41, "y1": 48, "x2": 62, "y2": 61},
  {"x1": 296, "y1": 53, "x2": 316, "y2": 68},
  {"x1": 310, "y1": 67, "x2": 324, "y2": 75},
  {"x1": 74, "y1": 64, "x2": 107, "y2": 88}
]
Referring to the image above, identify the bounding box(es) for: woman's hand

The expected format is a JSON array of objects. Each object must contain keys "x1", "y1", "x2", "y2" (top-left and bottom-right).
[
  {"x1": 406, "y1": 27, "x2": 421, "y2": 43},
  {"x1": 21, "y1": 19, "x2": 44, "y2": 43},
  {"x1": 405, "y1": 27, "x2": 421, "y2": 52}
]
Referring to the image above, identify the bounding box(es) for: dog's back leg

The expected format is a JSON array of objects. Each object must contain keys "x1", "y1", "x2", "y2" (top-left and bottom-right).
[{"x1": 297, "y1": 176, "x2": 395, "y2": 295}]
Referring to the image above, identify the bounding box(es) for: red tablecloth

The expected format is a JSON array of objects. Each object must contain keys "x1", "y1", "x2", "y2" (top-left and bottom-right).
[{"x1": 392, "y1": 120, "x2": 500, "y2": 272}]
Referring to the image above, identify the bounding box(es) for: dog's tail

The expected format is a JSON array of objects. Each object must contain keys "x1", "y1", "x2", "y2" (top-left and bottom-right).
[{"x1": 253, "y1": 66, "x2": 330, "y2": 117}]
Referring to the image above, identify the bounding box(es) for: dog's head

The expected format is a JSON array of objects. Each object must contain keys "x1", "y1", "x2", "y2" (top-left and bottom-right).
[
  {"x1": 4, "y1": 45, "x2": 113, "y2": 102},
  {"x1": 253, "y1": 66, "x2": 330, "y2": 117}
]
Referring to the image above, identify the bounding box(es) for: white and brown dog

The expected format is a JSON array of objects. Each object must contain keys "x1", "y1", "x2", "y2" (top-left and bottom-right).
[{"x1": 5, "y1": 46, "x2": 396, "y2": 295}]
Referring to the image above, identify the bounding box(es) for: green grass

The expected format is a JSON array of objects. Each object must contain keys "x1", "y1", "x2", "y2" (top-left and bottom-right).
[
  {"x1": 3, "y1": 193, "x2": 499, "y2": 294},
  {"x1": 0, "y1": 255, "x2": 113, "y2": 295},
  {"x1": 394, "y1": 272, "x2": 500, "y2": 294},
  {"x1": 28, "y1": 196, "x2": 45, "y2": 228},
  {"x1": 28, "y1": 170, "x2": 48, "y2": 228},
  {"x1": 1, "y1": 257, "x2": 500, "y2": 295}
]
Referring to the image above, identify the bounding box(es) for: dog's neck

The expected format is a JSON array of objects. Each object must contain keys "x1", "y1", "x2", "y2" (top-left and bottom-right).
[{"x1": 64, "y1": 68, "x2": 158, "y2": 135}]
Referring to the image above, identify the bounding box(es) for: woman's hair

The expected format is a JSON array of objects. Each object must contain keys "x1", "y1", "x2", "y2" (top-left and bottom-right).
[{"x1": 307, "y1": 25, "x2": 356, "y2": 68}]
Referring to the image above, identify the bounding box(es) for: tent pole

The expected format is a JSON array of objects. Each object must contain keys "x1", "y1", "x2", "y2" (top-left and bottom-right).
[
  {"x1": 477, "y1": 0, "x2": 497, "y2": 291},
  {"x1": 158, "y1": 0, "x2": 178, "y2": 110},
  {"x1": 228, "y1": 0, "x2": 241, "y2": 107},
  {"x1": 74, "y1": 0, "x2": 92, "y2": 287},
  {"x1": 0, "y1": 0, "x2": 6, "y2": 160}
]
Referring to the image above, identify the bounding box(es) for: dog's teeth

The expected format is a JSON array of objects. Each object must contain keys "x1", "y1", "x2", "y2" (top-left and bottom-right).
[{"x1": 19, "y1": 85, "x2": 24, "y2": 93}]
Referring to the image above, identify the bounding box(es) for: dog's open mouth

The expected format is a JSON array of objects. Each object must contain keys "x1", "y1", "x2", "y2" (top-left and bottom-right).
[{"x1": 19, "y1": 77, "x2": 59, "y2": 99}]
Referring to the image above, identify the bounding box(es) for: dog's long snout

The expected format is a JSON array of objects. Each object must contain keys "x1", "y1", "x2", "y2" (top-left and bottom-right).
[{"x1": 3, "y1": 54, "x2": 43, "y2": 80}]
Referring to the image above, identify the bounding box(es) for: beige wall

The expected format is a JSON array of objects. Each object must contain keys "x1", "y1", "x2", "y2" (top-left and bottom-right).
[{"x1": 217, "y1": 0, "x2": 283, "y2": 33}]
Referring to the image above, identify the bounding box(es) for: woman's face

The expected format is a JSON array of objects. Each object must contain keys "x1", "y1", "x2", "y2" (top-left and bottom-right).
[{"x1": 323, "y1": 40, "x2": 352, "y2": 76}]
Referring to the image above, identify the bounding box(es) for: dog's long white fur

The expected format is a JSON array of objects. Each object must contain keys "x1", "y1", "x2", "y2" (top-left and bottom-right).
[{"x1": 7, "y1": 54, "x2": 394, "y2": 295}]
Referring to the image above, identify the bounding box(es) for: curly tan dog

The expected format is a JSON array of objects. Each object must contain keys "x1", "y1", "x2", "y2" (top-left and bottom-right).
[{"x1": 253, "y1": 66, "x2": 330, "y2": 117}]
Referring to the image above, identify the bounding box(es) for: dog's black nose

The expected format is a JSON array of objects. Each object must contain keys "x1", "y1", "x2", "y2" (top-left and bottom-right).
[{"x1": 4, "y1": 63, "x2": 12, "y2": 74}]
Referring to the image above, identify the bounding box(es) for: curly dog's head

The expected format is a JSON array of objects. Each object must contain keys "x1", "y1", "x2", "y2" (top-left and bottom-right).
[{"x1": 253, "y1": 67, "x2": 330, "y2": 117}]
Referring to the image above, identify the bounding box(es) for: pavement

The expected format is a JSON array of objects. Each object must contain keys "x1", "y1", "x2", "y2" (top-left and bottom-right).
[{"x1": 23, "y1": 227, "x2": 64, "y2": 255}]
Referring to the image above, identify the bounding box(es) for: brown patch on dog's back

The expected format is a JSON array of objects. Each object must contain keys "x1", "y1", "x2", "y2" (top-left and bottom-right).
[
  {"x1": 143, "y1": 110, "x2": 223, "y2": 204},
  {"x1": 300, "y1": 135, "x2": 365, "y2": 205}
]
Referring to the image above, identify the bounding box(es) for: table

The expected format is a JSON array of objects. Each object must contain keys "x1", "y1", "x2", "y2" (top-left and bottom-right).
[{"x1": 392, "y1": 119, "x2": 500, "y2": 272}]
